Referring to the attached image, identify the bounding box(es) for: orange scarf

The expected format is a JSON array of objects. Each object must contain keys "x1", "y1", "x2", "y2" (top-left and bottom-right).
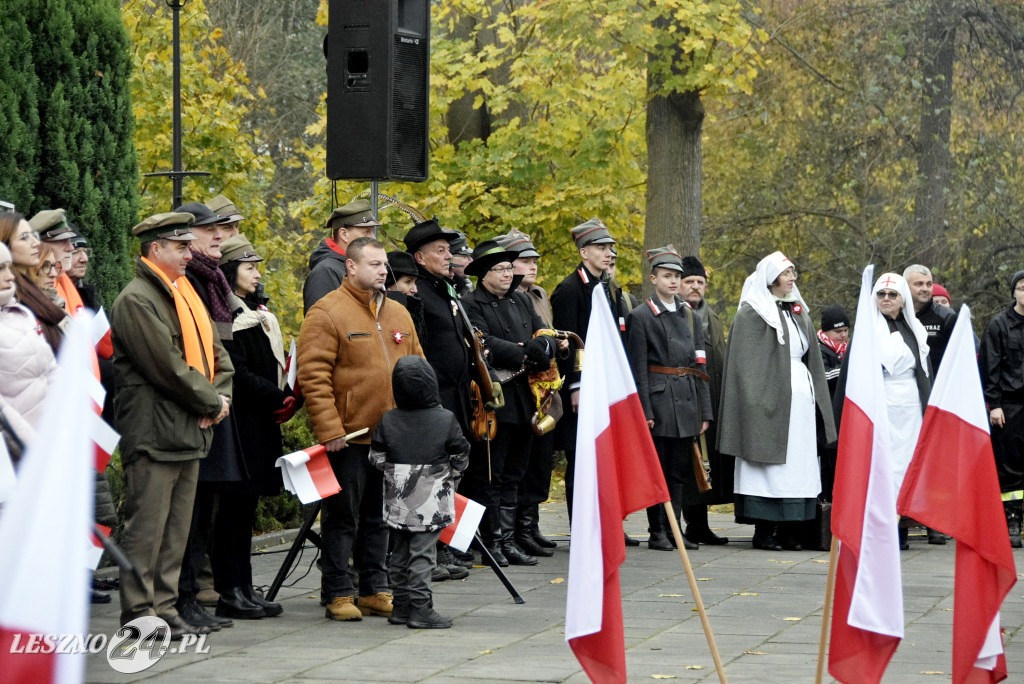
[
  {"x1": 141, "y1": 256, "x2": 216, "y2": 381},
  {"x1": 55, "y1": 273, "x2": 85, "y2": 315}
]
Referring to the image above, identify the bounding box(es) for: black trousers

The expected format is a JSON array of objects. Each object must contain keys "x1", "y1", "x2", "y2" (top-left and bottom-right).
[
  {"x1": 993, "y1": 402, "x2": 1024, "y2": 493},
  {"x1": 461, "y1": 423, "x2": 533, "y2": 509},
  {"x1": 519, "y1": 431, "x2": 554, "y2": 508},
  {"x1": 389, "y1": 528, "x2": 442, "y2": 608},
  {"x1": 321, "y1": 444, "x2": 389, "y2": 599},
  {"x1": 211, "y1": 492, "x2": 259, "y2": 592}
]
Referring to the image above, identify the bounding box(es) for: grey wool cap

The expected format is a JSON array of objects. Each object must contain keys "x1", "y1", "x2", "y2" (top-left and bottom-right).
[
  {"x1": 570, "y1": 218, "x2": 615, "y2": 248},
  {"x1": 646, "y1": 244, "x2": 684, "y2": 273}
]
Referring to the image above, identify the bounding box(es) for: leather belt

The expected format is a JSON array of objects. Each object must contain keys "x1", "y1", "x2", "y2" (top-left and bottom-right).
[{"x1": 648, "y1": 365, "x2": 710, "y2": 382}]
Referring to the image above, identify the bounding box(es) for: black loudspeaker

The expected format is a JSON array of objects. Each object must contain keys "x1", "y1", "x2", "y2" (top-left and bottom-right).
[{"x1": 326, "y1": 0, "x2": 430, "y2": 182}]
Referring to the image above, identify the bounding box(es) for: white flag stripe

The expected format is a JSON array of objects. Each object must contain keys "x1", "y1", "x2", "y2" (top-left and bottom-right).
[
  {"x1": 926, "y1": 304, "x2": 989, "y2": 433},
  {"x1": 0, "y1": 314, "x2": 95, "y2": 684},
  {"x1": 87, "y1": 372, "x2": 106, "y2": 409},
  {"x1": 975, "y1": 614, "x2": 1002, "y2": 670},
  {"x1": 279, "y1": 459, "x2": 321, "y2": 504},
  {"x1": 566, "y1": 284, "x2": 634, "y2": 642},
  {"x1": 845, "y1": 265, "x2": 904, "y2": 638},
  {"x1": 89, "y1": 412, "x2": 120, "y2": 457},
  {"x1": 287, "y1": 339, "x2": 298, "y2": 390},
  {"x1": 90, "y1": 307, "x2": 110, "y2": 346},
  {"x1": 0, "y1": 436, "x2": 14, "y2": 504},
  {"x1": 447, "y1": 498, "x2": 484, "y2": 552}
]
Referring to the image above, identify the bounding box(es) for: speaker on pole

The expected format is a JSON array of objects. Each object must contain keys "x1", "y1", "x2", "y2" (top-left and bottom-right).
[{"x1": 326, "y1": 0, "x2": 430, "y2": 182}]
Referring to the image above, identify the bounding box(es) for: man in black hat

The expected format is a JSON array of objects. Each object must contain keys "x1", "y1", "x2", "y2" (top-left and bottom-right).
[
  {"x1": 462, "y1": 240, "x2": 557, "y2": 566},
  {"x1": 111, "y1": 212, "x2": 233, "y2": 640},
  {"x1": 979, "y1": 270, "x2": 1024, "y2": 548},
  {"x1": 67, "y1": 232, "x2": 101, "y2": 311},
  {"x1": 405, "y1": 220, "x2": 475, "y2": 439},
  {"x1": 677, "y1": 255, "x2": 730, "y2": 545},
  {"x1": 303, "y1": 200, "x2": 381, "y2": 313},
  {"x1": 385, "y1": 249, "x2": 425, "y2": 341},
  {"x1": 550, "y1": 218, "x2": 620, "y2": 526},
  {"x1": 448, "y1": 229, "x2": 474, "y2": 294}
]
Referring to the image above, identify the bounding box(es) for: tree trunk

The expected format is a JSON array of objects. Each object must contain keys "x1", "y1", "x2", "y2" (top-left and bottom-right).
[
  {"x1": 644, "y1": 70, "x2": 704, "y2": 296},
  {"x1": 913, "y1": 6, "x2": 955, "y2": 267}
]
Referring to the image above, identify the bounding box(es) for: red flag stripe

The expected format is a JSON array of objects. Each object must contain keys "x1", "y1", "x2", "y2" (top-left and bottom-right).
[{"x1": 303, "y1": 445, "x2": 339, "y2": 500}]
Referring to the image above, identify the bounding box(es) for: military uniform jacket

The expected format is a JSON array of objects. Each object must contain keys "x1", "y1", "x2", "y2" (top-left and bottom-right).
[
  {"x1": 626, "y1": 297, "x2": 713, "y2": 439},
  {"x1": 369, "y1": 357, "x2": 471, "y2": 532},
  {"x1": 915, "y1": 299, "x2": 956, "y2": 374},
  {"x1": 551, "y1": 263, "x2": 616, "y2": 390},
  {"x1": 110, "y1": 258, "x2": 234, "y2": 465},
  {"x1": 415, "y1": 269, "x2": 473, "y2": 433},
  {"x1": 464, "y1": 283, "x2": 546, "y2": 425},
  {"x1": 980, "y1": 305, "x2": 1024, "y2": 408}
]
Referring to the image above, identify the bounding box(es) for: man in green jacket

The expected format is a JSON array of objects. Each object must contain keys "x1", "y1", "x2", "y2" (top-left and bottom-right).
[{"x1": 110, "y1": 212, "x2": 234, "y2": 640}]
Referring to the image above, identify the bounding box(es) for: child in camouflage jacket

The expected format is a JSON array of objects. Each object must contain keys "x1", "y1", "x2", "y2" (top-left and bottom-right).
[{"x1": 369, "y1": 355, "x2": 470, "y2": 629}]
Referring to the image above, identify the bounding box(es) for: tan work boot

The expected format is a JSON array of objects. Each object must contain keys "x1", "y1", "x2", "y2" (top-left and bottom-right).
[
  {"x1": 196, "y1": 589, "x2": 220, "y2": 607},
  {"x1": 324, "y1": 596, "x2": 362, "y2": 621},
  {"x1": 357, "y1": 592, "x2": 394, "y2": 617}
]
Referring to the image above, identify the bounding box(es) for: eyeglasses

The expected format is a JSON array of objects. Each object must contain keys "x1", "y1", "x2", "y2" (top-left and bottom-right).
[
  {"x1": 40, "y1": 261, "x2": 58, "y2": 274},
  {"x1": 876, "y1": 290, "x2": 900, "y2": 300},
  {"x1": 489, "y1": 265, "x2": 514, "y2": 274},
  {"x1": 72, "y1": 247, "x2": 92, "y2": 258},
  {"x1": 17, "y1": 231, "x2": 40, "y2": 243}
]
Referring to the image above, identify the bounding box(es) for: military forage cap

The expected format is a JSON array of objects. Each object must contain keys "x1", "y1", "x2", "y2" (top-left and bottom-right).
[
  {"x1": 177, "y1": 201, "x2": 228, "y2": 227},
  {"x1": 326, "y1": 199, "x2": 380, "y2": 231},
  {"x1": 218, "y1": 235, "x2": 262, "y2": 265},
  {"x1": 570, "y1": 218, "x2": 615, "y2": 248},
  {"x1": 498, "y1": 229, "x2": 540, "y2": 258},
  {"x1": 446, "y1": 229, "x2": 473, "y2": 256},
  {"x1": 30, "y1": 209, "x2": 77, "y2": 242},
  {"x1": 132, "y1": 212, "x2": 197, "y2": 243},
  {"x1": 646, "y1": 244, "x2": 684, "y2": 273},
  {"x1": 206, "y1": 194, "x2": 245, "y2": 222}
]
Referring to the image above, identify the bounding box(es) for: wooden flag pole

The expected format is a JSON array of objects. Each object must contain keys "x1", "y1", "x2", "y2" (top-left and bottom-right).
[
  {"x1": 815, "y1": 536, "x2": 839, "y2": 684},
  {"x1": 664, "y1": 501, "x2": 728, "y2": 683}
]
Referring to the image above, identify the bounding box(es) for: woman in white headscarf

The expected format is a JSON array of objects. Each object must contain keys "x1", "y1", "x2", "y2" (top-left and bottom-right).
[
  {"x1": 833, "y1": 272, "x2": 930, "y2": 548},
  {"x1": 717, "y1": 252, "x2": 837, "y2": 550}
]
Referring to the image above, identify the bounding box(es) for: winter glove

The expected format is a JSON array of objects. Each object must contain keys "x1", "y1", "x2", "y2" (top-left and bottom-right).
[
  {"x1": 523, "y1": 337, "x2": 551, "y2": 371},
  {"x1": 485, "y1": 382, "x2": 505, "y2": 411},
  {"x1": 273, "y1": 395, "x2": 298, "y2": 424}
]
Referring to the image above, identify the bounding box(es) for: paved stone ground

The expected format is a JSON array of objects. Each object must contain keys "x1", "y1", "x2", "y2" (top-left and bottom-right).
[{"x1": 84, "y1": 507, "x2": 1024, "y2": 683}]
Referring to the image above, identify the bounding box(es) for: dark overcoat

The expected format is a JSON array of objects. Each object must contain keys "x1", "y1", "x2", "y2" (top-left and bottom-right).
[
  {"x1": 414, "y1": 268, "x2": 473, "y2": 435},
  {"x1": 625, "y1": 297, "x2": 713, "y2": 439},
  {"x1": 224, "y1": 299, "x2": 292, "y2": 495},
  {"x1": 717, "y1": 302, "x2": 836, "y2": 465},
  {"x1": 464, "y1": 282, "x2": 545, "y2": 425}
]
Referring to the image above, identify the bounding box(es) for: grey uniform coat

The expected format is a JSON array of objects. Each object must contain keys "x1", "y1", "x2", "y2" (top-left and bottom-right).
[
  {"x1": 625, "y1": 297, "x2": 713, "y2": 439},
  {"x1": 717, "y1": 302, "x2": 836, "y2": 465}
]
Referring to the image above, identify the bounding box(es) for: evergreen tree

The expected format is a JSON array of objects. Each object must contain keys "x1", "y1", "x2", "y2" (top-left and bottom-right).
[{"x1": 2, "y1": 0, "x2": 138, "y2": 305}]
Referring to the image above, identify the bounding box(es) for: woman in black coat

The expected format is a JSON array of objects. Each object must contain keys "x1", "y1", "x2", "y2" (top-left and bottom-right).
[{"x1": 214, "y1": 236, "x2": 298, "y2": 619}]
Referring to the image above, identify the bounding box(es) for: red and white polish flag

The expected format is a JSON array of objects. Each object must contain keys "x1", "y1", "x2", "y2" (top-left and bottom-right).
[
  {"x1": 438, "y1": 493, "x2": 485, "y2": 553},
  {"x1": 898, "y1": 305, "x2": 1016, "y2": 684},
  {"x1": 829, "y1": 265, "x2": 904, "y2": 684},
  {"x1": 276, "y1": 444, "x2": 342, "y2": 504},
  {"x1": 566, "y1": 284, "x2": 670, "y2": 684},
  {"x1": 286, "y1": 339, "x2": 299, "y2": 393},
  {"x1": 0, "y1": 313, "x2": 96, "y2": 684}
]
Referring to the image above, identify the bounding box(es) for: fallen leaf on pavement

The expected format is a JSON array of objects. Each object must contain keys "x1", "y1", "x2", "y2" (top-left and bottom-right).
[
  {"x1": 650, "y1": 675, "x2": 676, "y2": 679},
  {"x1": 783, "y1": 617, "x2": 801, "y2": 621},
  {"x1": 920, "y1": 671, "x2": 944, "y2": 675},
  {"x1": 685, "y1": 665, "x2": 704, "y2": 670},
  {"x1": 550, "y1": 577, "x2": 565, "y2": 584},
  {"x1": 658, "y1": 593, "x2": 685, "y2": 597},
  {"x1": 743, "y1": 651, "x2": 768, "y2": 655},
  {"x1": 733, "y1": 592, "x2": 759, "y2": 596},
  {"x1": 478, "y1": 650, "x2": 493, "y2": 655},
  {"x1": 697, "y1": 577, "x2": 713, "y2": 581}
]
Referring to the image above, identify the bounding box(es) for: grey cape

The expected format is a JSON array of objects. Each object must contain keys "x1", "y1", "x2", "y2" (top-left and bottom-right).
[{"x1": 717, "y1": 302, "x2": 836, "y2": 465}]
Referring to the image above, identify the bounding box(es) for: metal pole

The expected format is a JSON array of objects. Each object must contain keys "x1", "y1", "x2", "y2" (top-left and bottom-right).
[
  {"x1": 170, "y1": 0, "x2": 183, "y2": 210},
  {"x1": 370, "y1": 180, "x2": 379, "y2": 219}
]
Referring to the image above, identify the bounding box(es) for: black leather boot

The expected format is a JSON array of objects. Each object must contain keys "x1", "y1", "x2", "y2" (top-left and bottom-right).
[
  {"x1": 177, "y1": 597, "x2": 230, "y2": 630},
  {"x1": 927, "y1": 527, "x2": 948, "y2": 545},
  {"x1": 683, "y1": 505, "x2": 728, "y2": 545},
  {"x1": 515, "y1": 505, "x2": 554, "y2": 557},
  {"x1": 752, "y1": 522, "x2": 782, "y2": 551},
  {"x1": 499, "y1": 506, "x2": 538, "y2": 565},
  {"x1": 216, "y1": 586, "x2": 265, "y2": 619},
  {"x1": 407, "y1": 601, "x2": 452, "y2": 629},
  {"x1": 243, "y1": 585, "x2": 283, "y2": 617},
  {"x1": 478, "y1": 507, "x2": 507, "y2": 567},
  {"x1": 646, "y1": 505, "x2": 673, "y2": 550},
  {"x1": 1005, "y1": 500, "x2": 1022, "y2": 548},
  {"x1": 528, "y1": 504, "x2": 557, "y2": 548}
]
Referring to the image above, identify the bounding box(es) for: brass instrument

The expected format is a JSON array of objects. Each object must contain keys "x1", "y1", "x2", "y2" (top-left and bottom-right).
[{"x1": 526, "y1": 329, "x2": 584, "y2": 436}]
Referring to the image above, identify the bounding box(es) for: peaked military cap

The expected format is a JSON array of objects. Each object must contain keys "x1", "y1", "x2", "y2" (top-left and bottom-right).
[
  {"x1": 133, "y1": 212, "x2": 197, "y2": 242},
  {"x1": 570, "y1": 218, "x2": 615, "y2": 248},
  {"x1": 646, "y1": 244, "x2": 684, "y2": 273},
  {"x1": 446, "y1": 229, "x2": 473, "y2": 256},
  {"x1": 30, "y1": 209, "x2": 77, "y2": 241},
  {"x1": 218, "y1": 235, "x2": 262, "y2": 265},
  {"x1": 498, "y1": 229, "x2": 540, "y2": 258},
  {"x1": 326, "y1": 199, "x2": 380, "y2": 231},
  {"x1": 206, "y1": 195, "x2": 245, "y2": 222},
  {"x1": 177, "y1": 201, "x2": 229, "y2": 227}
]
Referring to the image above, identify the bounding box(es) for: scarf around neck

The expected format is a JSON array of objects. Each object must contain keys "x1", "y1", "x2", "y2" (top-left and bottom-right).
[
  {"x1": 817, "y1": 329, "x2": 848, "y2": 359},
  {"x1": 186, "y1": 251, "x2": 234, "y2": 323},
  {"x1": 141, "y1": 256, "x2": 216, "y2": 381}
]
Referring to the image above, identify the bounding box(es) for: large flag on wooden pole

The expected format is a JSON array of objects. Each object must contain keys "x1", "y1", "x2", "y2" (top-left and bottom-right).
[
  {"x1": 0, "y1": 314, "x2": 96, "y2": 684},
  {"x1": 828, "y1": 265, "x2": 904, "y2": 684},
  {"x1": 898, "y1": 305, "x2": 1016, "y2": 683},
  {"x1": 565, "y1": 284, "x2": 670, "y2": 683}
]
